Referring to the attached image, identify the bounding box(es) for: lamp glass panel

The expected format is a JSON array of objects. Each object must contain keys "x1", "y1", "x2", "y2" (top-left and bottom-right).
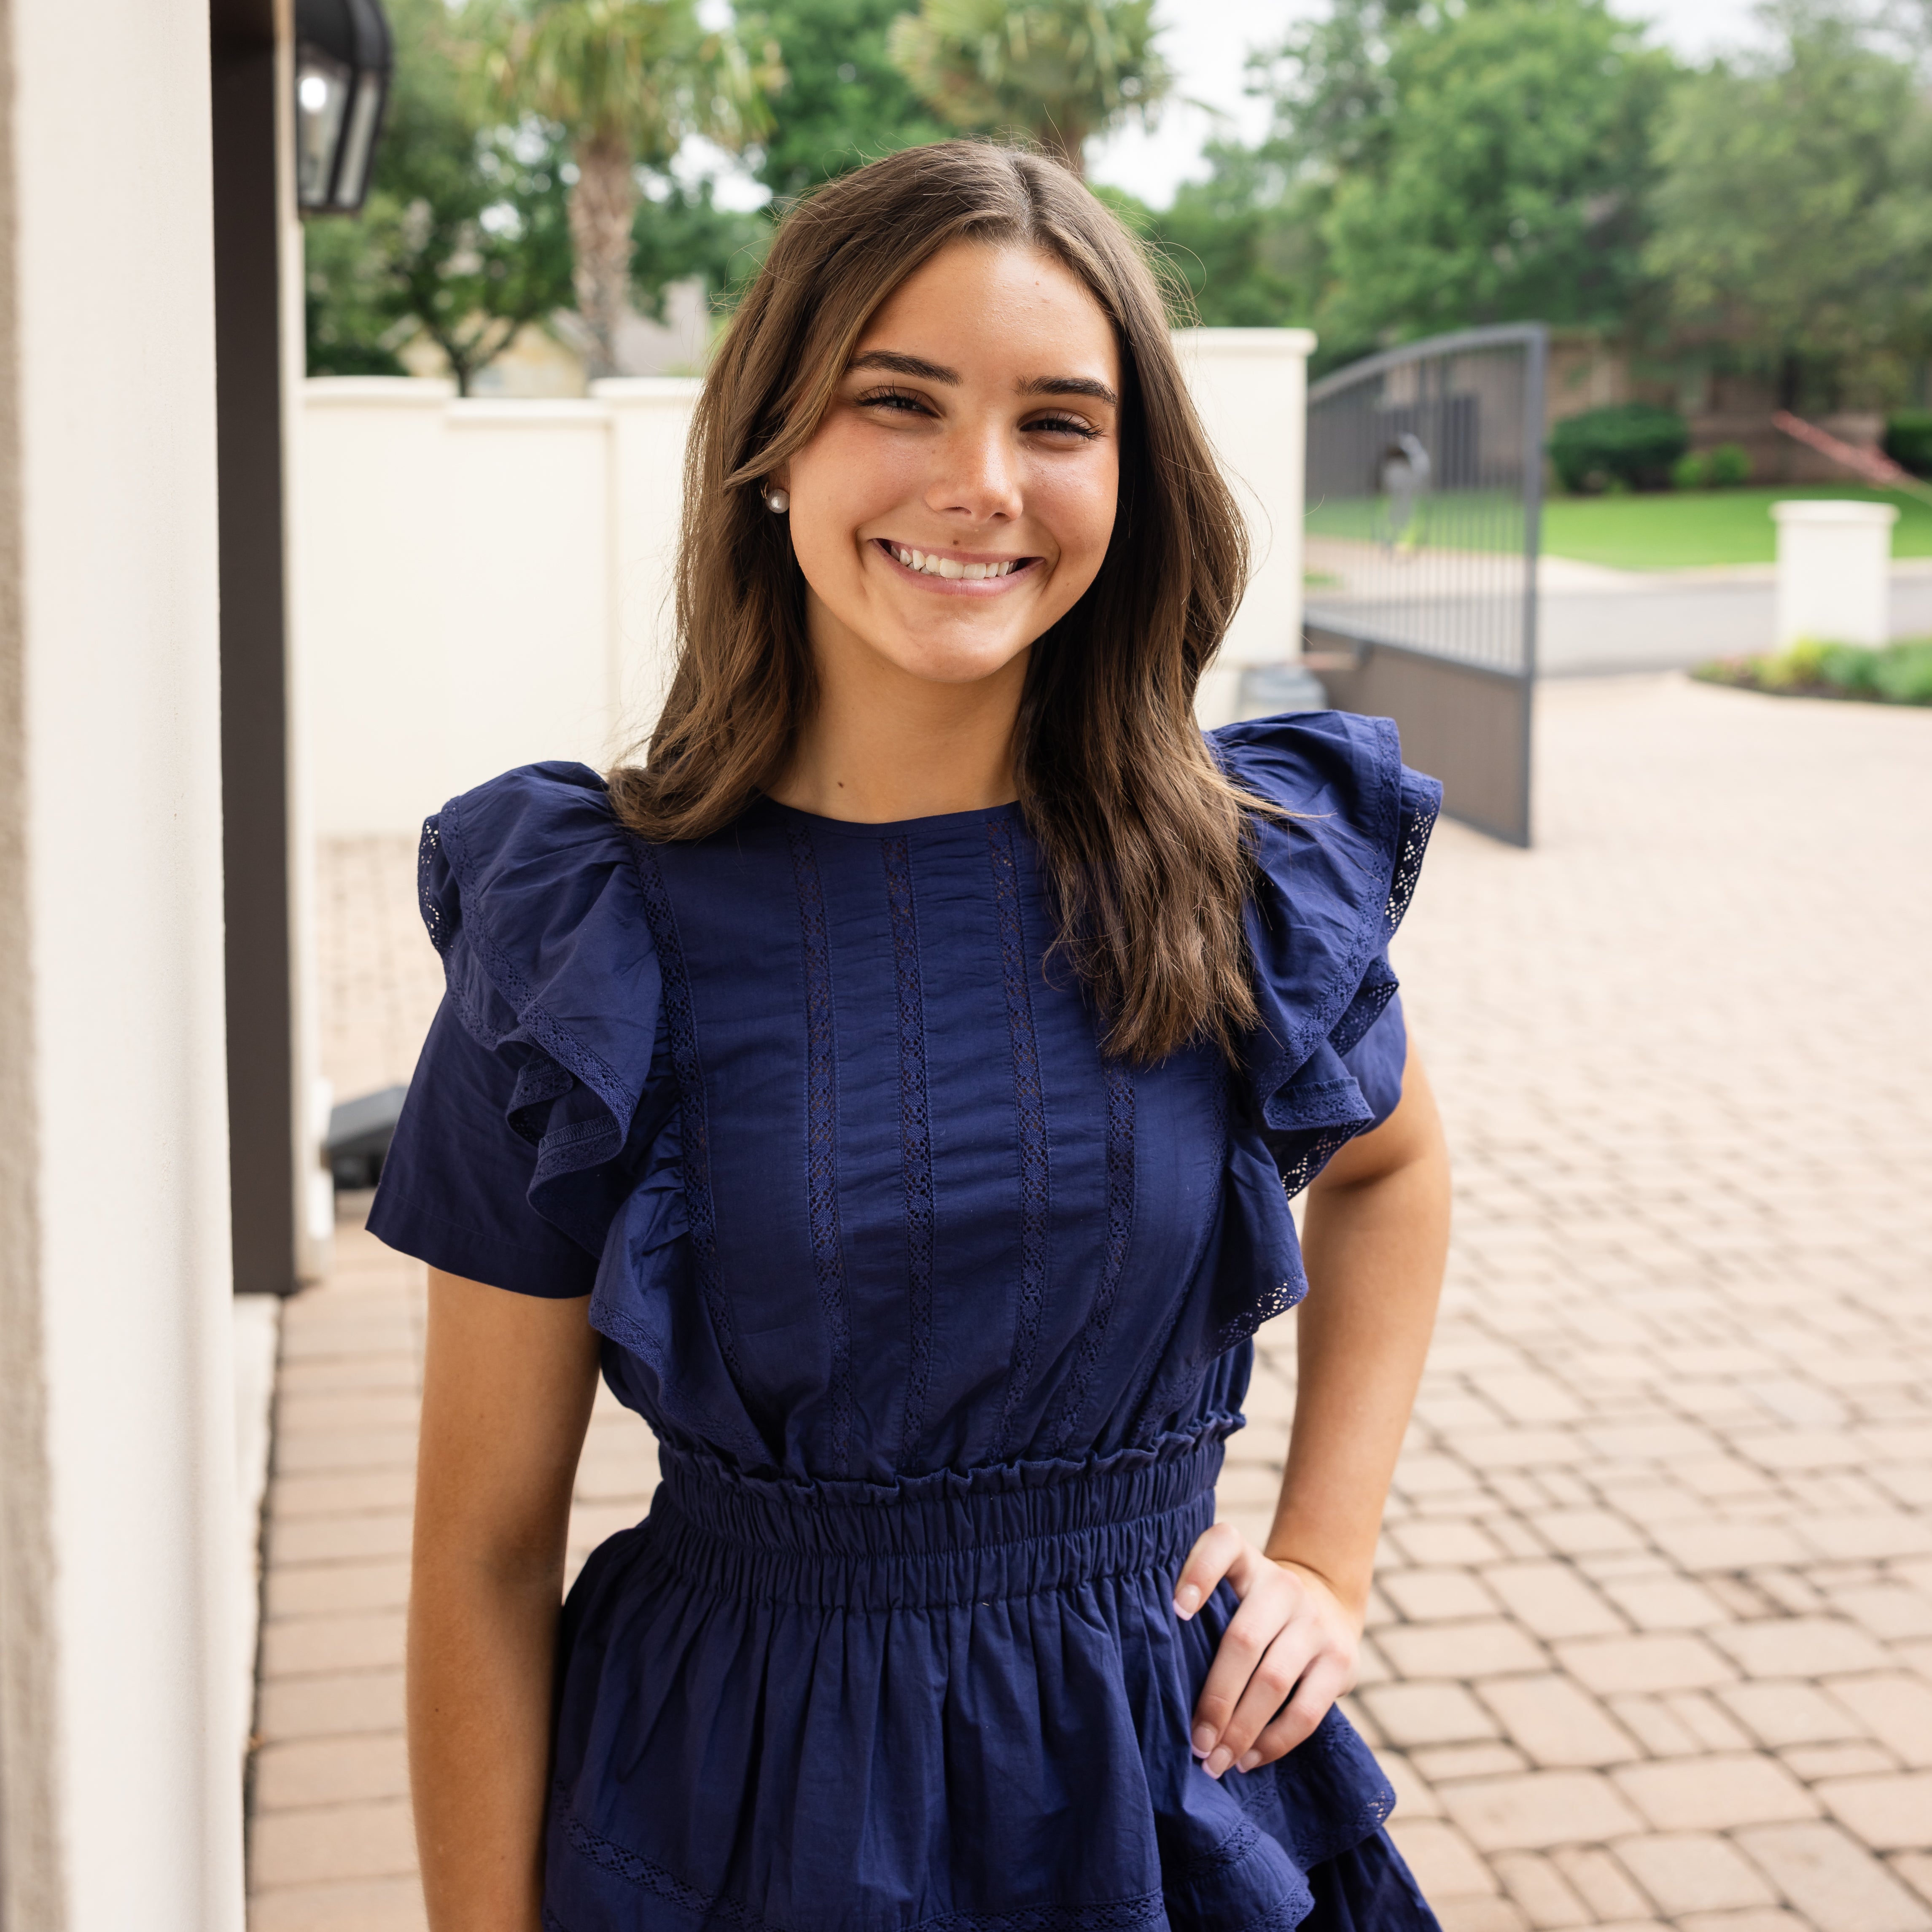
[
  {"x1": 332, "y1": 71, "x2": 386, "y2": 210},
  {"x1": 294, "y1": 48, "x2": 352, "y2": 208}
]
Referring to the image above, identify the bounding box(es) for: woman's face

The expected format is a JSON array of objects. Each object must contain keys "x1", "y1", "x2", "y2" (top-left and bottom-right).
[{"x1": 778, "y1": 240, "x2": 1122, "y2": 691}]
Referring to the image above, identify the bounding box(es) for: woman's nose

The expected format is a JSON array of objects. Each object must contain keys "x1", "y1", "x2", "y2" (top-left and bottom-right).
[{"x1": 925, "y1": 425, "x2": 1023, "y2": 525}]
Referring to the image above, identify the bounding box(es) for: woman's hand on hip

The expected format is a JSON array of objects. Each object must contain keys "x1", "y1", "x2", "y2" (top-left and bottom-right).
[{"x1": 1173, "y1": 1521, "x2": 1363, "y2": 1778}]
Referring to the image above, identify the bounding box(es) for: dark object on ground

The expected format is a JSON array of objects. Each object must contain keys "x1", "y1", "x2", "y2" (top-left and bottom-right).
[
  {"x1": 327, "y1": 1084, "x2": 408, "y2": 1189},
  {"x1": 1549, "y1": 403, "x2": 1689, "y2": 494},
  {"x1": 1883, "y1": 409, "x2": 1932, "y2": 478},
  {"x1": 1695, "y1": 638, "x2": 1932, "y2": 706}
]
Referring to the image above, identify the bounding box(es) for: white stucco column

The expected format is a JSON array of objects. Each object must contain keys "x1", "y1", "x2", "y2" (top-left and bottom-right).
[
  {"x1": 0, "y1": 0, "x2": 244, "y2": 1925},
  {"x1": 1172, "y1": 328, "x2": 1318, "y2": 728},
  {"x1": 1772, "y1": 499, "x2": 1898, "y2": 648}
]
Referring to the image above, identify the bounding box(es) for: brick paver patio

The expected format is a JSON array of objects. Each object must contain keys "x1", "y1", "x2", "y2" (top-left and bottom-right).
[{"x1": 248, "y1": 675, "x2": 1932, "y2": 1932}]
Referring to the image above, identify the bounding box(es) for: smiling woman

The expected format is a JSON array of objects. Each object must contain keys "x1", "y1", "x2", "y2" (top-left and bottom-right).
[{"x1": 376, "y1": 141, "x2": 1452, "y2": 1932}]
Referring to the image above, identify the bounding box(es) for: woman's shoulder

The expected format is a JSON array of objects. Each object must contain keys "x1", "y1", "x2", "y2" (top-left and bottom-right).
[
  {"x1": 1208, "y1": 708, "x2": 1442, "y2": 1117},
  {"x1": 1208, "y1": 708, "x2": 1436, "y2": 843},
  {"x1": 421, "y1": 762, "x2": 660, "y2": 1103}
]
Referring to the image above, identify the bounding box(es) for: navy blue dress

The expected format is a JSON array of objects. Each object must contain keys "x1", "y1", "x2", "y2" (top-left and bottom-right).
[{"x1": 371, "y1": 711, "x2": 1443, "y2": 1932}]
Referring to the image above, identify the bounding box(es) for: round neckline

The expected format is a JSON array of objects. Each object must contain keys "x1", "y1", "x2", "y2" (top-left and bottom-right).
[{"x1": 756, "y1": 794, "x2": 1024, "y2": 840}]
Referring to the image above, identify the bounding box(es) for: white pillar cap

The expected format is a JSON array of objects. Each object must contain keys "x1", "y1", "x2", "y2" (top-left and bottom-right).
[{"x1": 1770, "y1": 498, "x2": 1901, "y2": 526}]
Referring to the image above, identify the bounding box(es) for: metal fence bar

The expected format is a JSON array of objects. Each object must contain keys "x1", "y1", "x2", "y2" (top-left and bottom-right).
[{"x1": 1302, "y1": 322, "x2": 1547, "y2": 846}]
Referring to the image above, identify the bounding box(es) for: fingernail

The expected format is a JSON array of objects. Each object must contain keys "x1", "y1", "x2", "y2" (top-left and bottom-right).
[
  {"x1": 1205, "y1": 1747, "x2": 1232, "y2": 1779},
  {"x1": 1236, "y1": 1751, "x2": 1260, "y2": 1773},
  {"x1": 1191, "y1": 1724, "x2": 1216, "y2": 1756},
  {"x1": 1173, "y1": 1584, "x2": 1201, "y2": 1617}
]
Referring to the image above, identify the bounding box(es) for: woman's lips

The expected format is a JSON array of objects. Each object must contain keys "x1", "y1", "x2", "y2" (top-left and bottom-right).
[{"x1": 875, "y1": 538, "x2": 1043, "y2": 595}]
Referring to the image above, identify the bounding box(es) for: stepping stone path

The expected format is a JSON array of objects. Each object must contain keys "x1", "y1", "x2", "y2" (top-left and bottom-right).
[{"x1": 249, "y1": 675, "x2": 1932, "y2": 1931}]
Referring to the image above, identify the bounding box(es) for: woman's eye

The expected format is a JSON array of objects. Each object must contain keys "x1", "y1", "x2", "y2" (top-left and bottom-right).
[
  {"x1": 1027, "y1": 415, "x2": 1101, "y2": 440},
  {"x1": 857, "y1": 388, "x2": 932, "y2": 417}
]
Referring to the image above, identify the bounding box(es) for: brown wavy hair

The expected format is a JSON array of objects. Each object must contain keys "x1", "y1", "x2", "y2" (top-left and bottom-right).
[{"x1": 608, "y1": 140, "x2": 1262, "y2": 1062}]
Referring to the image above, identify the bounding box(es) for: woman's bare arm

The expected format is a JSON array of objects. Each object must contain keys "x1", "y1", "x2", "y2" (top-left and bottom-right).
[
  {"x1": 409, "y1": 1270, "x2": 600, "y2": 1932},
  {"x1": 1174, "y1": 1040, "x2": 1450, "y2": 1775},
  {"x1": 1267, "y1": 1042, "x2": 1450, "y2": 1607}
]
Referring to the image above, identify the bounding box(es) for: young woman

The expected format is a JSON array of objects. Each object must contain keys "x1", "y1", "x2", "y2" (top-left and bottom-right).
[{"x1": 374, "y1": 141, "x2": 1451, "y2": 1932}]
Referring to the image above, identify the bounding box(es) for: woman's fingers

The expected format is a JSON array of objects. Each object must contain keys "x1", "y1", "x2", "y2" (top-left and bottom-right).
[
  {"x1": 1189, "y1": 1570, "x2": 1302, "y2": 1763},
  {"x1": 1200, "y1": 1622, "x2": 1318, "y2": 1776},
  {"x1": 1171, "y1": 1520, "x2": 1247, "y2": 1622},
  {"x1": 1235, "y1": 1650, "x2": 1352, "y2": 1771}
]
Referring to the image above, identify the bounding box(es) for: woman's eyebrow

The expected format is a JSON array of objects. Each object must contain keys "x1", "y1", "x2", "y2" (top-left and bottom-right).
[
  {"x1": 1022, "y1": 375, "x2": 1119, "y2": 406},
  {"x1": 849, "y1": 350, "x2": 959, "y2": 383},
  {"x1": 848, "y1": 350, "x2": 1118, "y2": 409}
]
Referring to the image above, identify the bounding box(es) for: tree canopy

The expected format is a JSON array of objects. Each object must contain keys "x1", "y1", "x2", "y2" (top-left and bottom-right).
[
  {"x1": 1645, "y1": 10, "x2": 1932, "y2": 406},
  {"x1": 304, "y1": 0, "x2": 575, "y2": 393},
  {"x1": 886, "y1": 0, "x2": 1168, "y2": 176},
  {"x1": 746, "y1": 0, "x2": 950, "y2": 198}
]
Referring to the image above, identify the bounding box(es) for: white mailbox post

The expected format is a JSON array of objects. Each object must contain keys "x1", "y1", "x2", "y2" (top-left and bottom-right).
[{"x1": 1772, "y1": 499, "x2": 1898, "y2": 648}]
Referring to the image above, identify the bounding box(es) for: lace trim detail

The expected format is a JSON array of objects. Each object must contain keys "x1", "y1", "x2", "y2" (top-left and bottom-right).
[
  {"x1": 418, "y1": 819, "x2": 445, "y2": 952},
  {"x1": 988, "y1": 817, "x2": 1051, "y2": 1459},
  {"x1": 627, "y1": 842, "x2": 751, "y2": 1417},
  {"x1": 1279, "y1": 1127, "x2": 1352, "y2": 1203},
  {"x1": 1043, "y1": 1064, "x2": 1135, "y2": 1455},
  {"x1": 787, "y1": 828, "x2": 855, "y2": 1475},
  {"x1": 562, "y1": 1805, "x2": 1168, "y2": 1931},
  {"x1": 1384, "y1": 783, "x2": 1439, "y2": 937},
  {"x1": 883, "y1": 836, "x2": 937, "y2": 1463}
]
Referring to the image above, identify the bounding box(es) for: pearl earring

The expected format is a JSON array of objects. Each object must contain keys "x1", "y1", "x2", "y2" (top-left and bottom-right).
[{"x1": 764, "y1": 487, "x2": 790, "y2": 513}]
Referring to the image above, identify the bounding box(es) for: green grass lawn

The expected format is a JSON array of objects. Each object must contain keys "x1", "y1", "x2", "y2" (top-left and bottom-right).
[
  {"x1": 1539, "y1": 486, "x2": 1932, "y2": 570},
  {"x1": 1305, "y1": 484, "x2": 1932, "y2": 571}
]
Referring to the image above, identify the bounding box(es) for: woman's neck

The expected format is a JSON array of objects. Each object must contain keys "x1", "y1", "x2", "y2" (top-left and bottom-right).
[{"x1": 768, "y1": 619, "x2": 1030, "y2": 825}]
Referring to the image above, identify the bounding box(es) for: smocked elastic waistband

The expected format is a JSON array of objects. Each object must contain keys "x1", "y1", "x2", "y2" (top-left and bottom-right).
[{"x1": 644, "y1": 1437, "x2": 1226, "y2": 1611}]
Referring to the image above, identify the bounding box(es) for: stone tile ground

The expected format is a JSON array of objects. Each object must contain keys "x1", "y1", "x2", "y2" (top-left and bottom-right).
[{"x1": 248, "y1": 675, "x2": 1932, "y2": 1931}]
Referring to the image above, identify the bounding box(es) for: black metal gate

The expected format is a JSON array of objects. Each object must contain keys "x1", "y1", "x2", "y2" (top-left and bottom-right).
[{"x1": 1302, "y1": 323, "x2": 1546, "y2": 846}]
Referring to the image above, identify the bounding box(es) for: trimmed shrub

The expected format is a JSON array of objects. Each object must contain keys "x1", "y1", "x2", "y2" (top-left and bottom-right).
[
  {"x1": 1672, "y1": 450, "x2": 1709, "y2": 490},
  {"x1": 1883, "y1": 410, "x2": 1932, "y2": 477},
  {"x1": 1694, "y1": 637, "x2": 1932, "y2": 705},
  {"x1": 1549, "y1": 404, "x2": 1690, "y2": 493},
  {"x1": 1708, "y1": 442, "x2": 1752, "y2": 486}
]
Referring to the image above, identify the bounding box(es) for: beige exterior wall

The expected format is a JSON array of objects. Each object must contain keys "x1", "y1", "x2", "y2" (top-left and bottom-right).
[
  {"x1": 0, "y1": 0, "x2": 245, "y2": 1925},
  {"x1": 297, "y1": 329, "x2": 1317, "y2": 837}
]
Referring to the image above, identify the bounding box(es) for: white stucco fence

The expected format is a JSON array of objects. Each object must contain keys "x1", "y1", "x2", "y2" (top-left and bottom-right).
[{"x1": 299, "y1": 328, "x2": 1315, "y2": 838}]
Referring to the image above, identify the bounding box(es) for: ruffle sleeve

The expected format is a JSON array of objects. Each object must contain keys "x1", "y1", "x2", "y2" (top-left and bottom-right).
[
  {"x1": 1191, "y1": 711, "x2": 1441, "y2": 1359},
  {"x1": 1217, "y1": 710, "x2": 1441, "y2": 1190},
  {"x1": 368, "y1": 761, "x2": 670, "y2": 1289}
]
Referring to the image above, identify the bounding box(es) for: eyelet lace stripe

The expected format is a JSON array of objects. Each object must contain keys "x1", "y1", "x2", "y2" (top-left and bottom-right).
[
  {"x1": 627, "y1": 841, "x2": 755, "y2": 1433},
  {"x1": 788, "y1": 828, "x2": 856, "y2": 1476},
  {"x1": 987, "y1": 817, "x2": 1051, "y2": 1460},
  {"x1": 418, "y1": 819, "x2": 445, "y2": 951},
  {"x1": 1043, "y1": 1064, "x2": 1134, "y2": 1456},
  {"x1": 562, "y1": 1801, "x2": 1170, "y2": 1930},
  {"x1": 882, "y1": 836, "x2": 936, "y2": 1464},
  {"x1": 1384, "y1": 780, "x2": 1440, "y2": 936}
]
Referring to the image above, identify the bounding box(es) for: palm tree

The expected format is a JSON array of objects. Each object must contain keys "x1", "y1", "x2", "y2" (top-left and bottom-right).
[
  {"x1": 478, "y1": 0, "x2": 775, "y2": 377},
  {"x1": 886, "y1": 0, "x2": 1168, "y2": 179}
]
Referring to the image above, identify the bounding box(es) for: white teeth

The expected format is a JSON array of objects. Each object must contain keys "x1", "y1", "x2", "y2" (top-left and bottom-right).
[{"x1": 888, "y1": 544, "x2": 1020, "y2": 579}]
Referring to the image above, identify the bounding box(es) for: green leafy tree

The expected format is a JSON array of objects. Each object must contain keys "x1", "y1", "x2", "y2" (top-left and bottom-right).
[
  {"x1": 479, "y1": 0, "x2": 778, "y2": 376},
  {"x1": 1147, "y1": 143, "x2": 1318, "y2": 331},
  {"x1": 630, "y1": 175, "x2": 773, "y2": 318},
  {"x1": 305, "y1": 0, "x2": 576, "y2": 393},
  {"x1": 1135, "y1": 0, "x2": 1427, "y2": 346},
  {"x1": 744, "y1": 0, "x2": 951, "y2": 199},
  {"x1": 1645, "y1": 8, "x2": 1932, "y2": 407},
  {"x1": 886, "y1": 0, "x2": 1170, "y2": 177},
  {"x1": 1316, "y1": 0, "x2": 1675, "y2": 345}
]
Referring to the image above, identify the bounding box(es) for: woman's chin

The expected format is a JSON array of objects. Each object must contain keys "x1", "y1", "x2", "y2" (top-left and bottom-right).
[{"x1": 879, "y1": 639, "x2": 1032, "y2": 688}]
